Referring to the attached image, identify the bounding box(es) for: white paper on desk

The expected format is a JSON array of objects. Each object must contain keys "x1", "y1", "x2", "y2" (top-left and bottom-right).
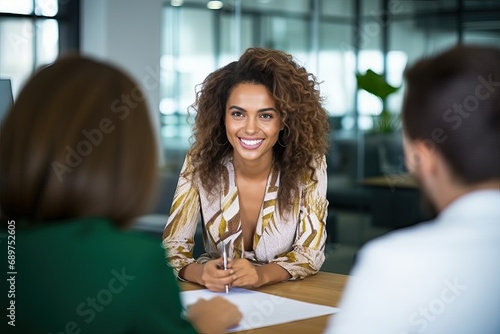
[{"x1": 180, "y1": 287, "x2": 339, "y2": 332}]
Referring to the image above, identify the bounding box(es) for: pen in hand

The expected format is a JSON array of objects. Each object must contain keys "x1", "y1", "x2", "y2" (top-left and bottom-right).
[{"x1": 222, "y1": 240, "x2": 230, "y2": 293}]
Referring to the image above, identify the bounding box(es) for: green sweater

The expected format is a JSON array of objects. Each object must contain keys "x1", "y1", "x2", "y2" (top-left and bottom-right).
[{"x1": 1, "y1": 217, "x2": 197, "y2": 334}]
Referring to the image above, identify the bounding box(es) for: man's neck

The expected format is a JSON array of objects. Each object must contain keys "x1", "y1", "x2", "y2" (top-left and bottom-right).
[{"x1": 434, "y1": 179, "x2": 500, "y2": 213}]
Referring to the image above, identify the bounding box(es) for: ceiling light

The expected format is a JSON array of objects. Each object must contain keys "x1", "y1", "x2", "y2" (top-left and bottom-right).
[
  {"x1": 207, "y1": 1, "x2": 224, "y2": 10},
  {"x1": 171, "y1": 0, "x2": 183, "y2": 6}
]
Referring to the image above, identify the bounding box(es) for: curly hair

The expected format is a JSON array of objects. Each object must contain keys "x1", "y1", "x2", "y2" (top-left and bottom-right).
[{"x1": 188, "y1": 47, "x2": 330, "y2": 213}]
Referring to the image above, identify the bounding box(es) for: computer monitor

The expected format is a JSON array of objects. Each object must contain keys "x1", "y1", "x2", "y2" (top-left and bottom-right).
[{"x1": 0, "y1": 79, "x2": 14, "y2": 121}]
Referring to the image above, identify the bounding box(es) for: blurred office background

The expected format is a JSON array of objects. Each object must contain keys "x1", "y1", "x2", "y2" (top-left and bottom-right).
[{"x1": 1, "y1": 0, "x2": 499, "y2": 273}]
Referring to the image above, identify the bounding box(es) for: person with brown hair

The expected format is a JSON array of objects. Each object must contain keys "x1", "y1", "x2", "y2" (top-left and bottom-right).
[
  {"x1": 0, "y1": 56, "x2": 241, "y2": 333},
  {"x1": 325, "y1": 45, "x2": 500, "y2": 333},
  {"x1": 162, "y1": 47, "x2": 330, "y2": 291}
]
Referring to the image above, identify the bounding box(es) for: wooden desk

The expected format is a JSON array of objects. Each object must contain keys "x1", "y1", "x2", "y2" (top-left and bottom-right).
[{"x1": 180, "y1": 271, "x2": 348, "y2": 334}]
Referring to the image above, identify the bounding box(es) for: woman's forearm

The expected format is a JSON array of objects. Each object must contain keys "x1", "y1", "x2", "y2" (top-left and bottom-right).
[
  {"x1": 179, "y1": 262, "x2": 205, "y2": 285},
  {"x1": 255, "y1": 263, "x2": 291, "y2": 287}
]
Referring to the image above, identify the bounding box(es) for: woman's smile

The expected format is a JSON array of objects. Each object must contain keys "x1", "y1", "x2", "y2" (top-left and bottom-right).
[
  {"x1": 238, "y1": 137, "x2": 264, "y2": 149},
  {"x1": 225, "y1": 83, "x2": 282, "y2": 164}
]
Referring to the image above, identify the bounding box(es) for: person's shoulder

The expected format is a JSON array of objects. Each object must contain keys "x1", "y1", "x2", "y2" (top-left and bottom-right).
[
  {"x1": 64, "y1": 217, "x2": 165, "y2": 260},
  {"x1": 357, "y1": 220, "x2": 439, "y2": 262},
  {"x1": 118, "y1": 228, "x2": 161, "y2": 245},
  {"x1": 109, "y1": 225, "x2": 164, "y2": 255},
  {"x1": 344, "y1": 221, "x2": 444, "y2": 288},
  {"x1": 98, "y1": 224, "x2": 173, "y2": 283}
]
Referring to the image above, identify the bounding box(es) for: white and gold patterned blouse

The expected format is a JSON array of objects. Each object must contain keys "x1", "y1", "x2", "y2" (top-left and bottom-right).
[{"x1": 162, "y1": 154, "x2": 328, "y2": 280}]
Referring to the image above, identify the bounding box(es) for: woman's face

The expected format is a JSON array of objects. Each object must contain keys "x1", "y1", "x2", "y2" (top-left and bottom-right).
[{"x1": 225, "y1": 83, "x2": 282, "y2": 165}]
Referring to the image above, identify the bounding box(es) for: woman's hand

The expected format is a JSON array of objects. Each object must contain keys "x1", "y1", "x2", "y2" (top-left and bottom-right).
[
  {"x1": 186, "y1": 296, "x2": 242, "y2": 333},
  {"x1": 231, "y1": 260, "x2": 291, "y2": 289},
  {"x1": 181, "y1": 258, "x2": 289, "y2": 290},
  {"x1": 200, "y1": 258, "x2": 236, "y2": 292},
  {"x1": 230, "y1": 258, "x2": 262, "y2": 288}
]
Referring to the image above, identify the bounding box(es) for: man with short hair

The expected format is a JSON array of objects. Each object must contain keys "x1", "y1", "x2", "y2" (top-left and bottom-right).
[{"x1": 325, "y1": 45, "x2": 500, "y2": 334}]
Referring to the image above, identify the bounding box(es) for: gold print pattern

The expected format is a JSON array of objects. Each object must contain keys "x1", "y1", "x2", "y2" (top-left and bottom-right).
[{"x1": 162, "y1": 155, "x2": 329, "y2": 280}]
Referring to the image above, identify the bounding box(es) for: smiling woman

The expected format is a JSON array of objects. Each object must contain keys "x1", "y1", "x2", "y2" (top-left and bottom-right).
[
  {"x1": 225, "y1": 83, "x2": 282, "y2": 165},
  {"x1": 162, "y1": 47, "x2": 331, "y2": 292}
]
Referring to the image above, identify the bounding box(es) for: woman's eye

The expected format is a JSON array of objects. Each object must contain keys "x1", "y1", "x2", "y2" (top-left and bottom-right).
[
  {"x1": 231, "y1": 111, "x2": 243, "y2": 117},
  {"x1": 260, "y1": 113, "x2": 273, "y2": 119}
]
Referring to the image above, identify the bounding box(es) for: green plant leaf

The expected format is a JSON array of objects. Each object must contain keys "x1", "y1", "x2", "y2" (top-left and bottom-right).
[{"x1": 356, "y1": 69, "x2": 400, "y2": 101}]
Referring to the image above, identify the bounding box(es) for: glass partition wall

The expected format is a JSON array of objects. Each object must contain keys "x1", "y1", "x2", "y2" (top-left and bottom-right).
[
  {"x1": 159, "y1": 0, "x2": 499, "y2": 170},
  {"x1": 0, "y1": 0, "x2": 79, "y2": 97},
  {"x1": 160, "y1": 1, "x2": 499, "y2": 254}
]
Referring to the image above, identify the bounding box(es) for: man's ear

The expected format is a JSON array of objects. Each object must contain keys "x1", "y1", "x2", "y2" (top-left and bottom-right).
[
  {"x1": 412, "y1": 139, "x2": 440, "y2": 177},
  {"x1": 403, "y1": 137, "x2": 422, "y2": 174}
]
